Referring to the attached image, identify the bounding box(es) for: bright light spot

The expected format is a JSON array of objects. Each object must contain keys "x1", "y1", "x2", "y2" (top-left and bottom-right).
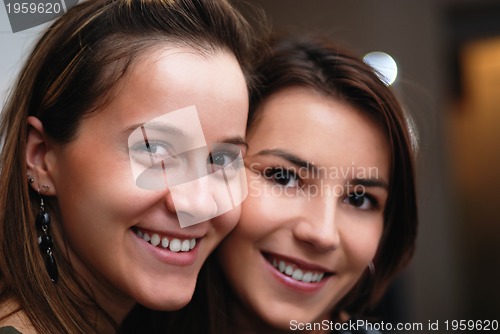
[{"x1": 363, "y1": 51, "x2": 398, "y2": 86}]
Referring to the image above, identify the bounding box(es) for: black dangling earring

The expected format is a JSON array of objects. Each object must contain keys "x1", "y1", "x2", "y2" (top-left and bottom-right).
[{"x1": 36, "y1": 192, "x2": 58, "y2": 283}]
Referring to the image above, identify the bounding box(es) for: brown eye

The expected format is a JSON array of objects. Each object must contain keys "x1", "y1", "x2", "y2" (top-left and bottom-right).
[
  {"x1": 344, "y1": 193, "x2": 376, "y2": 210},
  {"x1": 264, "y1": 167, "x2": 299, "y2": 187}
]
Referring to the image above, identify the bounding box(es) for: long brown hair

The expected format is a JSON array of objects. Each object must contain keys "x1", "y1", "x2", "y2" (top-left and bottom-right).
[
  {"x1": 247, "y1": 36, "x2": 418, "y2": 316},
  {"x1": 0, "y1": 0, "x2": 257, "y2": 332}
]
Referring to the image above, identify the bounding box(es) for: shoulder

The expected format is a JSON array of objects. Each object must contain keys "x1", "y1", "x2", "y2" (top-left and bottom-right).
[
  {"x1": 0, "y1": 300, "x2": 33, "y2": 334},
  {"x1": 0, "y1": 327, "x2": 23, "y2": 334}
]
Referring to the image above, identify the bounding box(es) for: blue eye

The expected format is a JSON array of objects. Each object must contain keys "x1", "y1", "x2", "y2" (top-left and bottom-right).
[
  {"x1": 130, "y1": 140, "x2": 173, "y2": 167},
  {"x1": 207, "y1": 150, "x2": 242, "y2": 172},
  {"x1": 209, "y1": 152, "x2": 231, "y2": 166},
  {"x1": 264, "y1": 167, "x2": 299, "y2": 187},
  {"x1": 147, "y1": 142, "x2": 169, "y2": 156}
]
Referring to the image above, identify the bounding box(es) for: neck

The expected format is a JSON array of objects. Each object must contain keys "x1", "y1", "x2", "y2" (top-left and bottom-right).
[
  {"x1": 226, "y1": 294, "x2": 335, "y2": 334},
  {"x1": 227, "y1": 300, "x2": 288, "y2": 334},
  {"x1": 91, "y1": 284, "x2": 135, "y2": 329}
]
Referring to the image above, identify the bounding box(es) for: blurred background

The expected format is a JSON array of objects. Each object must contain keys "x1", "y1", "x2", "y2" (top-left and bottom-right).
[
  {"x1": 239, "y1": 0, "x2": 500, "y2": 330},
  {"x1": 1, "y1": 0, "x2": 500, "y2": 332}
]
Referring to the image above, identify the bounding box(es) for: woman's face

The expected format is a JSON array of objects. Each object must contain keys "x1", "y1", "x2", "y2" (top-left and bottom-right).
[
  {"x1": 44, "y1": 47, "x2": 248, "y2": 319},
  {"x1": 218, "y1": 86, "x2": 389, "y2": 328}
]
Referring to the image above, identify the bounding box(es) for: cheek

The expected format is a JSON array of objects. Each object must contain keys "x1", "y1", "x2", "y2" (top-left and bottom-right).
[
  {"x1": 212, "y1": 205, "x2": 242, "y2": 237},
  {"x1": 52, "y1": 152, "x2": 168, "y2": 240},
  {"x1": 237, "y1": 187, "x2": 282, "y2": 239},
  {"x1": 341, "y1": 219, "x2": 383, "y2": 269}
]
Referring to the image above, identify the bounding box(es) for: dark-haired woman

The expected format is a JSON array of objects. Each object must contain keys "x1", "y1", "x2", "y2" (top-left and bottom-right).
[{"x1": 0, "y1": 0, "x2": 258, "y2": 332}]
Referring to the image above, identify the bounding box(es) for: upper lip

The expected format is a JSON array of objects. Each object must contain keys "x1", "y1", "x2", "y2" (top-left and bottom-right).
[
  {"x1": 133, "y1": 226, "x2": 206, "y2": 240},
  {"x1": 262, "y1": 251, "x2": 334, "y2": 273}
]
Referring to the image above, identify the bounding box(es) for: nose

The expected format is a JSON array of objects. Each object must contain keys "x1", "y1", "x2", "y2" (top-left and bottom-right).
[
  {"x1": 292, "y1": 192, "x2": 340, "y2": 252},
  {"x1": 165, "y1": 175, "x2": 219, "y2": 227}
]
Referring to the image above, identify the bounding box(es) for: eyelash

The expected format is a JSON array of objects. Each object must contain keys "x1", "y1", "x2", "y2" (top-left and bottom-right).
[
  {"x1": 343, "y1": 192, "x2": 379, "y2": 211},
  {"x1": 131, "y1": 141, "x2": 243, "y2": 172},
  {"x1": 130, "y1": 140, "x2": 171, "y2": 162},
  {"x1": 207, "y1": 150, "x2": 244, "y2": 171},
  {"x1": 262, "y1": 166, "x2": 381, "y2": 211},
  {"x1": 263, "y1": 167, "x2": 300, "y2": 187}
]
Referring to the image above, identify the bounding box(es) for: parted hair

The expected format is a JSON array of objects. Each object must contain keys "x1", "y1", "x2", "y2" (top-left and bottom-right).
[{"x1": 0, "y1": 0, "x2": 257, "y2": 333}]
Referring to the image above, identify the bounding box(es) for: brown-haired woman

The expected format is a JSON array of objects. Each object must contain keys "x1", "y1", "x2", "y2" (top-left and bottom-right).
[
  {"x1": 214, "y1": 35, "x2": 418, "y2": 334},
  {"x1": 151, "y1": 35, "x2": 418, "y2": 334},
  {"x1": 0, "y1": 0, "x2": 258, "y2": 333}
]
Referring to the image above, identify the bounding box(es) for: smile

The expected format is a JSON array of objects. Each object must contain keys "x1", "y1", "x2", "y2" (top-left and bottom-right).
[
  {"x1": 133, "y1": 228, "x2": 197, "y2": 253},
  {"x1": 264, "y1": 253, "x2": 330, "y2": 284}
]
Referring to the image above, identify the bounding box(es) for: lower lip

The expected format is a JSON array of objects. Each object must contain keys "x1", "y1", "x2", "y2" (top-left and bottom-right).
[
  {"x1": 262, "y1": 253, "x2": 331, "y2": 294},
  {"x1": 131, "y1": 229, "x2": 200, "y2": 266}
]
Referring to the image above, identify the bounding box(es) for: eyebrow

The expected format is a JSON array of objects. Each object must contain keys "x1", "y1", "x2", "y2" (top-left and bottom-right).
[
  {"x1": 216, "y1": 136, "x2": 249, "y2": 151},
  {"x1": 124, "y1": 122, "x2": 185, "y2": 136},
  {"x1": 255, "y1": 149, "x2": 318, "y2": 172},
  {"x1": 351, "y1": 178, "x2": 389, "y2": 190},
  {"x1": 255, "y1": 149, "x2": 389, "y2": 189}
]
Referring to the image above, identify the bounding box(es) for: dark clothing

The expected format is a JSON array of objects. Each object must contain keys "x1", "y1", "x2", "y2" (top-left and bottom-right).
[{"x1": 0, "y1": 327, "x2": 22, "y2": 334}]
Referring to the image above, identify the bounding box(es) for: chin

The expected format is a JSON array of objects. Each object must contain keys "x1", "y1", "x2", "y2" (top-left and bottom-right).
[
  {"x1": 140, "y1": 291, "x2": 194, "y2": 311},
  {"x1": 136, "y1": 278, "x2": 197, "y2": 311},
  {"x1": 253, "y1": 307, "x2": 294, "y2": 330}
]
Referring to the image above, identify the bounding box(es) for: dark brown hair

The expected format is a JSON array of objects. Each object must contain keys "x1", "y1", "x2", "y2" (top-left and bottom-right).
[
  {"x1": 248, "y1": 35, "x2": 418, "y2": 316},
  {"x1": 0, "y1": 0, "x2": 257, "y2": 332}
]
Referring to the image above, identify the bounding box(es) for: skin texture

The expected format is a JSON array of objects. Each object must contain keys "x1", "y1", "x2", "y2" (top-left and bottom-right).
[
  {"x1": 218, "y1": 86, "x2": 390, "y2": 332},
  {"x1": 25, "y1": 46, "x2": 248, "y2": 323}
]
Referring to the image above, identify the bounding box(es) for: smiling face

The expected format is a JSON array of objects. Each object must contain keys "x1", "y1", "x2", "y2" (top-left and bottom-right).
[
  {"x1": 43, "y1": 46, "x2": 248, "y2": 320},
  {"x1": 218, "y1": 86, "x2": 390, "y2": 329}
]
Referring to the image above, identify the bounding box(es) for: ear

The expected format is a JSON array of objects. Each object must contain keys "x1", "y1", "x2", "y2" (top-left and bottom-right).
[{"x1": 26, "y1": 116, "x2": 57, "y2": 196}]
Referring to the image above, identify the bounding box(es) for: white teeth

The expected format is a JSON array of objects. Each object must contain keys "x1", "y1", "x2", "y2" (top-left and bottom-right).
[
  {"x1": 135, "y1": 229, "x2": 196, "y2": 253},
  {"x1": 169, "y1": 239, "x2": 181, "y2": 252},
  {"x1": 278, "y1": 261, "x2": 286, "y2": 273},
  {"x1": 292, "y1": 269, "x2": 303, "y2": 280},
  {"x1": 302, "y1": 272, "x2": 313, "y2": 283},
  {"x1": 181, "y1": 240, "x2": 190, "y2": 252},
  {"x1": 150, "y1": 234, "x2": 160, "y2": 247},
  {"x1": 161, "y1": 237, "x2": 169, "y2": 248},
  {"x1": 270, "y1": 256, "x2": 327, "y2": 283}
]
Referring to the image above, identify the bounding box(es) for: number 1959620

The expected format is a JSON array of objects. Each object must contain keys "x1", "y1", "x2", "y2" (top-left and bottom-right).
[
  {"x1": 444, "y1": 320, "x2": 498, "y2": 331},
  {"x1": 6, "y1": 2, "x2": 62, "y2": 14}
]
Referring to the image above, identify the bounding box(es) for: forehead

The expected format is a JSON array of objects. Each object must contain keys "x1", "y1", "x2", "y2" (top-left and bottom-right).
[
  {"x1": 120, "y1": 46, "x2": 247, "y2": 119},
  {"x1": 85, "y1": 45, "x2": 248, "y2": 140},
  {"x1": 248, "y1": 87, "x2": 390, "y2": 175}
]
